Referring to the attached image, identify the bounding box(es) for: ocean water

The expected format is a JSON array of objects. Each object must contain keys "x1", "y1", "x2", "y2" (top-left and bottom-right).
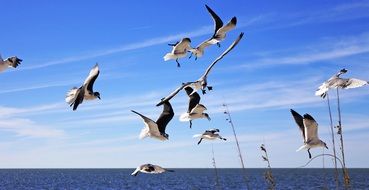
[{"x1": 0, "y1": 168, "x2": 368, "y2": 189}]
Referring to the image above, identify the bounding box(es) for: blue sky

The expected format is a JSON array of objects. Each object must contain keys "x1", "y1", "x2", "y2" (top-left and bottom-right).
[{"x1": 1, "y1": 0, "x2": 369, "y2": 168}]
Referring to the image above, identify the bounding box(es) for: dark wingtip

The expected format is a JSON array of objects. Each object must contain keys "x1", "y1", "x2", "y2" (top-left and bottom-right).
[
  {"x1": 239, "y1": 32, "x2": 244, "y2": 38},
  {"x1": 303, "y1": 114, "x2": 315, "y2": 121},
  {"x1": 231, "y1": 17, "x2": 237, "y2": 25},
  {"x1": 290, "y1": 109, "x2": 297, "y2": 115}
]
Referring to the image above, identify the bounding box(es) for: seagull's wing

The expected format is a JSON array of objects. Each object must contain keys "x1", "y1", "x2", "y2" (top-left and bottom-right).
[
  {"x1": 70, "y1": 87, "x2": 85, "y2": 111},
  {"x1": 303, "y1": 114, "x2": 319, "y2": 142},
  {"x1": 315, "y1": 82, "x2": 329, "y2": 98},
  {"x1": 131, "y1": 166, "x2": 141, "y2": 176},
  {"x1": 197, "y1": 39, "x2": 213, "y2": 51},
  {"x1": 131, "y1": 110, "x2": 160, "y2": 138},
  {"x1": 216, "y1": 17, "x2": 237, "y2": 36},
  {"x1": 174, "y1": 40, "x2": 191, "y2": 54},
  {"x1": 344, "y1": 78, "x2": 368, "y2": 89},
  {"x1": 84, "y1": 64, "x2": 100, "y2": 92},
  {"x1": 156, "y1": 82, "x2": 193, "y2": 106},
  {"x1": 205, "y1": 5, "x2": 223, "y2": 36},
  {"x1": 205, "y1": 128, "x2": 219, "y2": 134},
  {"x1": 201, "y1": 32, "x2": 244, "y2": 79},
  {"x1": 5, "y1": 56, "x2": 22, "y2": 68},
  {"x1": 153, "y1": 165, "x2": 167, "y2": 173},
  {"x1": 290, "y1": 109, "x2": 305, "y2": 143},
  {"x1": 156, "y1": 101, "x2": 174, "y2": 134},
  {"x1": 185, "y1": 87, "x2": 201, "y2": 113},
  {"x1": 190, "y1": 104, "x2": 207, "y2": 114}
]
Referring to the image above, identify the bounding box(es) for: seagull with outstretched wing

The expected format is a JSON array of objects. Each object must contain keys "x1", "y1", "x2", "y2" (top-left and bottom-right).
[
  {"x1": 0, "y1": 54, "x2": 22, "y2": 73},
  {"x1": 290, "y1": 109, "x2": 328, "y2": 159},
  {"x1": 164, "y1": 38, "x2": 192, "y2": 67},
  {"x1": 132, "y1": 100, "x2": 174, "y2": 141},
  {"x1": 66, "y1": 64, "x2": 101, "y2": 111},
  {"x1": 316, "y1": 69, "x2": 368, "y2": 98},
  {"x1": 131, "y1": 164, "x2": 174, "y2": 176},
  {"x1": 179, "y1": 86, "x2": 210, "y2": 128}
]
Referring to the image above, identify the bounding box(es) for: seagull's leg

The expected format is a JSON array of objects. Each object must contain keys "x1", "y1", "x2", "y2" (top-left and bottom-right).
[
  {"x1": 197, "y1": 138, "x2": 203, "y2": 145},
  {"x1": 217, "y1": 42, "x2": 221, "y2": 47},
  {"x1": 207, "y1": 86, "x2": 213, "y2": 91},
  {"x1": 189, "y1": 52, "x2": 193, "y2": 59},
  {"x1": 195, "y1": 56, "x2": 197, "y2": 61},
  {"x1": 189, "y1": 120, "x2": 192, "y2": 129},
  {"x1": 308, "y1": 148, "x2": 312, "y2": 159},
  {"x1": 176, "y1": 59, "x2": 181, "y2": 68}
]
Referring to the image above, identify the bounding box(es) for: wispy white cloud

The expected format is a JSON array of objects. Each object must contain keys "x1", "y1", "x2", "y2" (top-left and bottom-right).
[{"x1": 0, "y1": 118, "x2": 64, "y2": 138}]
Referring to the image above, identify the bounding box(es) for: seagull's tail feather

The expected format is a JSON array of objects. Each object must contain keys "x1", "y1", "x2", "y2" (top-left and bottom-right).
[
  {"x1": 193, "y1": 134, "x2": 202, "y2": 138},
  {"x1": 163, "y1": 53, "x2": 176, "y2": 61},
  {"x1": 296, "y1": 145, "x2": 307, "y2": 152},
  {"x1": 179, "y1": 113, "x2": 191, "y2": 122},
  {"x1": 315, "y1": 84, "x2": 328, "y2": 98},
  {"x1": 65, "y1": 87, "x2": 79, "y2": 104},
  {"x1": 139, "y1": 127, "x2": 149, "y2": 139}
]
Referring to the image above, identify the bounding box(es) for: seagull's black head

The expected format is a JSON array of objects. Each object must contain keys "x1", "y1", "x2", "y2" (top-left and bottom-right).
[
  {"x1": 94, "y1": 92, "x2": 101, "y2": 99},
  {"x1": 204, "y1": 113, "x2": 211, "y2": 121},
  {"x1": 183, "y1": 38, "x2": 191, "y2": 43},
  {"x1": 340, "y1": 68, "x2": 348, "y2": 74}
]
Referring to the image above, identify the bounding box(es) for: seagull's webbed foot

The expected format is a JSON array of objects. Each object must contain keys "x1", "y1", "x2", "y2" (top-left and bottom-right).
[
  {"x1": 207, "y1": 86, "x2": 213, "y2": 91},
  {"x1": 189, "y1": 120, "x2": 192, "y2": 129},
  {"x1": 195, "y1": 56, "x2": 198, "y2": 61},
  {"x1": 176, "y1": 59, "x2": 181, "y2": 68},
  {"x1": 201, "y1": 89, "x2": 206, "y2": 95},
  {"x1": 217, "y1": 42, "x2": 221, "y2": 47}
]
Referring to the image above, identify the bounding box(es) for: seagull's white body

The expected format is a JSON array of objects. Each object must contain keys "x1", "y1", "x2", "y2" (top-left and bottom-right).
[
  {"x1": 65, "y1": 64, "x2": 101, "y2": 110},
  {"x1": 180, "y1": 104, "x2": 209, "y2": 122},
  {"x1": 290, "y1": 109, "x2": 328, "y2": 158},
  {"x1": 0, "y1": 54, "x2": 22, "y2": 73},
  {"x1": 131, "y1": 164, "x2": 173, "y2": 176},
  {"x1": 315, "y1": 69, "x2": 368, "y2": 98}
]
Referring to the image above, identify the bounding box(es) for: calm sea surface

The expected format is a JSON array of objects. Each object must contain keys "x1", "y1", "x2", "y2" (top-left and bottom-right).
[{"x1": 0, "y1": 169, "x2": 368, "y2": 189}]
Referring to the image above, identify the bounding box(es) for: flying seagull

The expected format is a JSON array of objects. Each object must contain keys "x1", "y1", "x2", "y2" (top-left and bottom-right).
[
  {"x1": 315, "y1": 69, "x2": 368, "y2": 98},
  {"x1": 204, "y1": 5, "x2": 237, "y2": 48},
  {"x1": 131, "y1": 164, "x2": 174, "y2": 176},
  {"x1": 131, "y1": 100, "x2": 174, "y2": 141},
  {"x1": 0, "y1": 54, "x2": 22, "y2": 73},
  {"x1": 193, "y1": 128, "x2": 226, "y2": 145},
  {"x1": 187, "y1": 32, "x2": 244, "y2": 94},
  {"x1": 164, "y1": 37, "x2": 192, "y2": 67},
  {"x1": 290, "y1": 109, "x2": 328, "y2": 159},
  {"x1": 65, "y1": 64, "x2": 101, "y2": 111},
  {"x1": 179, "y1": 86, "x2": 210, "y2": 128}
]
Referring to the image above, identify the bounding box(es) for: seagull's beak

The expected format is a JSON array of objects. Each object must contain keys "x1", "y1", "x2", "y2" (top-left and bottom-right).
[
  {"x1": 207, "y1": 115, "x2": 211, "y2": 121},
  {"x1": 97, "y1": 95, "x2": 101, "y2": 100}
]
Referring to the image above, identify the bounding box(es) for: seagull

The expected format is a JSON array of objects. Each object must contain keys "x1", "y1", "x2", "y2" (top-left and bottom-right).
[
  {"x1": 163, "y1": 37, "x2": 192, "y2": 67},
  {"x1": 131, "y1": 164, "x2": 174, "y2": 176},
  {"x1": 315, "y1": 69, "x2": 368, "y2": 98},
  {"x1": 187, "y1": 32, "x2": 244, "y2": 94},
  {"x1": 193, "y1": 128, "x2": 226, "y2": 145},
  {"x1": 0, "y1": 54, "x2": 22, "y2": 73},
  {"x1": 204, "y1": 5, "x2": 237, "y2": 48},
  {"x1": 131, "y1": 100, "x2": 174, "y2": 141},
  {"x1": 290, "y1": 109, "x2": 328, "y2": 159},
  {"x1": 179, "y1": 86, "x2": 211, "y2": 128},
  {"x1": 65, "y1": 64, "x2": 101, "y2": 111}
]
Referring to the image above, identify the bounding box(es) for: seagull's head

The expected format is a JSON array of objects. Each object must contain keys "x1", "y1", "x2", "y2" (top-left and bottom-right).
[
  {"x1": 94, "y1": 92, "x2": 101, "y2": 99},
  {"x1": 203, "y1": 113, "x2": 211, "y2": 121},
  {"x1": 183, "y1": 38, "x2": 191, "y2": 43}
]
